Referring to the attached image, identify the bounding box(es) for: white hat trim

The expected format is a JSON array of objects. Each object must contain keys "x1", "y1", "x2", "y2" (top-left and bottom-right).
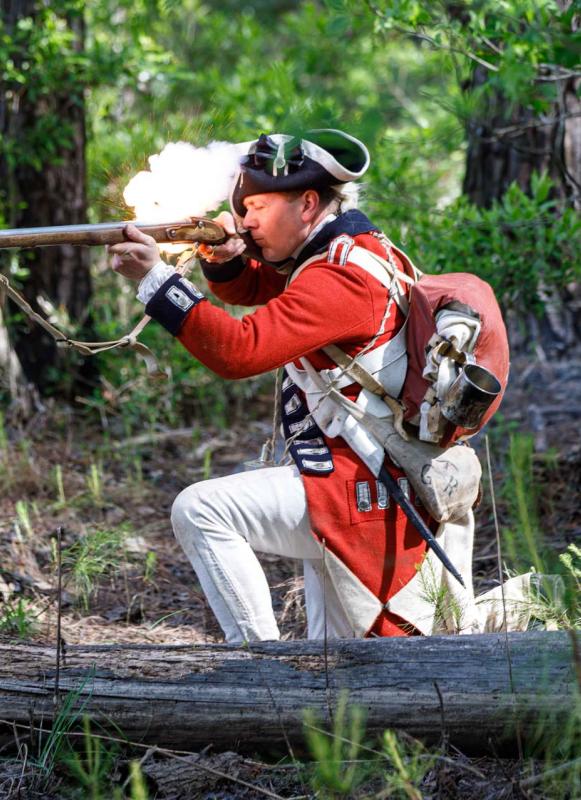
[{"x1": 244, "y1": 130, "x2": 370, "y2": 181}]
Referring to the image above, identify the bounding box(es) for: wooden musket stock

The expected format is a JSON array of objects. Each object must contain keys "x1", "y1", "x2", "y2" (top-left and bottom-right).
[{"x1": 0, "y1": 218, "x2": 227, "y2": 248}]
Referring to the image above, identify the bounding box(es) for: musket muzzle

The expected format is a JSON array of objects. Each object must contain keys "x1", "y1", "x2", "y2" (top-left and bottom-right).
[
  {"x1": 0, "y1": 218, "x2": 227, "y2": 248},
  {"x1": 441, "y1": 363, "x2": 502, "y2": 429}
]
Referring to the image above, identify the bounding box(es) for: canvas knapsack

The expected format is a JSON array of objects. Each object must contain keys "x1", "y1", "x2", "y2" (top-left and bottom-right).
[{"x1": 336, "y1": 238, "x2": 510, "y2": 447}]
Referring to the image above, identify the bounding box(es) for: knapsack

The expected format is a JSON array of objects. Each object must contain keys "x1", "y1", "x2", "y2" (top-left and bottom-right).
[{"x1": 337, "y1": 238, "x2": 510, "y2": 446}]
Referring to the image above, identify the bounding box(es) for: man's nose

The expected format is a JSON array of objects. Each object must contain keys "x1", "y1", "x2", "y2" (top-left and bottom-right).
[{"x1": 243, "y1": 210, "x2": 256, "y2": 228}]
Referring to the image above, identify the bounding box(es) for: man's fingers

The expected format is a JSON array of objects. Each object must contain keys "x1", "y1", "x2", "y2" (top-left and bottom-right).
[
  {"x1": 110, "y1": 254, "x2": 123, "y2": 271},
  {"x1": 109, "y1": 241, "x2": 138, "y2": 257},
  {"x1": 201, "y1": 236, "x2": 246, "y2": 263},
  {"x1": 213, "y1": 211, "x2": 237, "y2": 236},
  {"x1": 123, "y1": 222, "x2": 157, "y2": 246}
]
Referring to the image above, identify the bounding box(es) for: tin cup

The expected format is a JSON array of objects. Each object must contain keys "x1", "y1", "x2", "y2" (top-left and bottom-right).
[{"x1": 441, "y1": 363, "x2": 501, "y2": 429}]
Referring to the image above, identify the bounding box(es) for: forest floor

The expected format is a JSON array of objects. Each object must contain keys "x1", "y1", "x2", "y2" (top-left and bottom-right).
[{"x1": 0, "y1": 350, "x2": 579, "y2": 798}]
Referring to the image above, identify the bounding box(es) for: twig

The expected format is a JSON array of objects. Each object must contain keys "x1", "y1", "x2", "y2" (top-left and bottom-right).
[
  {"x1": 364, "y1": 0, "x2": 499, "y2": 72},
  {"x1": 120, "y1": 746, "x2": 156, "y2": 793},
  {"x1": 0, "y1": 719, "x2": 287, "y2": 800},
  {"x1": 53, "y1": 526, "x2": 63, "y2": 709},
  {"x1": 518, "y1": 756, "x2": 581, "y2": 788},
  {"x1": 322, "y1": 538, "x2": 334, "y2": 727},
  {"x1": 433, "y1": 681, "x2": 448, "y2": 752},
  {"x1": 485, "y1": 436, "x2": 524, "y2": 762},
  {"x1": 112, "y1": 426, "x2": 198, "y2": 448},
  {"x1": 537, "y1": 66, "x2": 581, "y2": 82},
  {"x1": 248, "y1": 641, "x2": 308, "y2": 796},
  {"x1": 570, "y1": 629, "x2": 581, "y2": 693},
  {"x1": 14, "y1": 741, "x2": 28, "y2": 796},
  {"x1": 304, "y1": 722, "x2": 486, "y2": 779}
]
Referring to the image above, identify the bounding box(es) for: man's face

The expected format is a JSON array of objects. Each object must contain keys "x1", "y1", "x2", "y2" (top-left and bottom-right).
[{"x1": 242, "y1": 192, "x2": 311, "y2": 262}]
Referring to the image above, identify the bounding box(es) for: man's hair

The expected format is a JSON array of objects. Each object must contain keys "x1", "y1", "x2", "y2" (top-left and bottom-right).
[{"x1": 284, "y1": 182, "x2": 361, "y2": 213}]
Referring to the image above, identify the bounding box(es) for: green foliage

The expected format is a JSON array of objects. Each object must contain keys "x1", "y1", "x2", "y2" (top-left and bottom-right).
[
  {"x1": 4, "y1": 0, "x2": 576, "y2": 408},
  {"x1": 87, "y1": 460, "x2": 105, "y2": 506},
  {"x1": 502, "y1": 433, "x2": 544, "y2": 572},
  {"x1": 500, "y1": 433, "x2": 579, "y2": 628},
  {"x1": 407, "y1": 174, "x2": 581, "y2": 311},
  {"x1": 0, "y1": 596, "x2": 38, "y2": 637},
  {"x1": 381, "y1": 729, "x2": 434, "y2": 800},
  {"x1": 15, "y1": 499, "x2": 34, "y2": 538},
  {"x1": 64, "y1": 716, "x2": 119, "y2": 800},
  {"x1": 128, "y1": 760, "x2": 149, "y2": 800},
  {"x1": 304, "y1": 694, "x2": 436, "y2": 798},
  {"x1": 304, "y1": 691, "x2": 367, "y2": 796},
  {"x1": 418, "y1": 559, "x2": 464, "y2": 633},
  {"x1": 0, "y1": 1, "x2": 87, "y2": 172},
  {"x1": 54, "y1": 463, "x2": 67, "y2": 505},
  {"x1": 36, "y1": 676, "x2": 95, "y2": 778},
  {"x1": 61, "y1": 525, "x2": 128, "y2": 609},
  {"x1": 142, "y1": 550, "x2": 157, "y2": 584},
  {"x1": 558, "y1": 544, "x2": 581, "y2": 625},
  {"x1": 525, "y1": 688, "x2": 581, "y2": 796},
  {"x1": 347, "y1": 0, "x2": 578, "y2": 114}
]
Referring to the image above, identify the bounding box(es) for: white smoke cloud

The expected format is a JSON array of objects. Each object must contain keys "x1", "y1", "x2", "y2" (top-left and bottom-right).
[{"x1": 123, "y1": 140, "x2": 245, "y2": 223}]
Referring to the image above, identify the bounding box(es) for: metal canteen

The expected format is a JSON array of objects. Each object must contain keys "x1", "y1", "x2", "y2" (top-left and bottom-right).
[{"x1": 441, "y1": 363, "x2": 502, "y2": 429}]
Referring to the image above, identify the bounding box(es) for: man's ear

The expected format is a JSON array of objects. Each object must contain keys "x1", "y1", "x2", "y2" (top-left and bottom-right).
[{"x1": 301, "y1": 190, "x2": 321, "y2": 222}]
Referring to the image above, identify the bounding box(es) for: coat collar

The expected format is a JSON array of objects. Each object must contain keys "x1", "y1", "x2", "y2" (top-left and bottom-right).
[{"x1": 294, "y1": 209, "x2": 379, "y2": 267}]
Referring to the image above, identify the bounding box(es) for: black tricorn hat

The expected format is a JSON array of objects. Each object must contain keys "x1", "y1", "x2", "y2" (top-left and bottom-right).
[{"x1": 231, "y1": 129, "x2": 369, "y2": 216}]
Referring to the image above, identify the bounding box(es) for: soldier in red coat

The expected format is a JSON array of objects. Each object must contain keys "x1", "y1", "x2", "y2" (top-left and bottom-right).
[{"x1": 110, "y1": 130, "x2": 531, "y2": 641}]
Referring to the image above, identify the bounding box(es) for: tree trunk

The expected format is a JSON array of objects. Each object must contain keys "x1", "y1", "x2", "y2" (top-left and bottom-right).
[
  {"x1": 463, "y1": 68, "x2": 581, "y2": 211},
  {"x1": 0, "y1": 0, "x2": 97, "y2": 396},
  {"x1": 462, "y1": 7, "x2": 581, "y2": 357},
  {"x1": 0, "y1": 632, "x2": 576, "y2": 753}
]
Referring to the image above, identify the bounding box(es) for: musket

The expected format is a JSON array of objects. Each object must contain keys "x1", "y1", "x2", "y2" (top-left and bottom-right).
[
  {"x1": 0, "y1": 218, "x2": 227, "y2": 249},
  {"x1": 0, "y1": 217, "x2": 227, "y2": 377}
]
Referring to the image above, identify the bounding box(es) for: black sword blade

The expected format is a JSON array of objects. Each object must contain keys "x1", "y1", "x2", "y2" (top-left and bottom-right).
[{"x1": 378, "y1": 464, "x2": 466, "y2": 588}]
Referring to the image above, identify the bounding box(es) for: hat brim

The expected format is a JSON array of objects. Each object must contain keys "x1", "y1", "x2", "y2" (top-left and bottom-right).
[{"x1": 231, "y1": 130, "x2": 369, "y2": 216}]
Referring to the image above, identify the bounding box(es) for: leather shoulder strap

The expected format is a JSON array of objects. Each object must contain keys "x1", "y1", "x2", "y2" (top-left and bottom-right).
[{"x1": 323, "y1": 343, "x2": 407, "y2": 439}]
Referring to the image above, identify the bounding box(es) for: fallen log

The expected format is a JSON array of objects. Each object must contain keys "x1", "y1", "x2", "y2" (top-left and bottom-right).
[{"x1": 0, "y1": 632, "x2": 577, "y2": 753}]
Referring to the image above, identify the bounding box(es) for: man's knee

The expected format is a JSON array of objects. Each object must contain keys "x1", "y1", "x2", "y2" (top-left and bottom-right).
[
  {"x1": 171, "y1": 483, "x2": 207, "y2": 544},
  {"x1": 171, "y1": 479, "x2": 231, "y2": 545}
]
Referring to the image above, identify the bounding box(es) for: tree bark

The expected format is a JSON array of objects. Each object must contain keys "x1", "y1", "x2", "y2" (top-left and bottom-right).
[
  {"x1": 463, "y1": 67, "x2": 581, "y2": 210},
  {"x1": 462, "y1": 7, "x2": 581, "y2": 356},
  {"x1": 0, "y1": 632, "x2": 576, "y2": 753},
  {"x1": 0, "y1": 0, "x2": 97, "y2": 396}
]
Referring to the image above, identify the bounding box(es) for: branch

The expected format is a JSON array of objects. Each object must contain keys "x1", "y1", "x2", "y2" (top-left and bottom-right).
[
  {"x1": 537, "y1": 65, "x2": 581, "y2": 82},
  {"x1": 364, "y1": 0, "x2": 499, "y2": 72},
  {"x1": 474, "y1": 111, "x2": 581, "y2": 143}
]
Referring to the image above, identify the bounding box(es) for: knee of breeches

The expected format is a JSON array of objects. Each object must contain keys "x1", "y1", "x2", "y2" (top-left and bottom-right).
[
  {"x1": 171, "y1": 481, "x2": 232, "y2": 545},
  {"x1": 171, "y1": 485, "x2": 207, "y2": 546}
]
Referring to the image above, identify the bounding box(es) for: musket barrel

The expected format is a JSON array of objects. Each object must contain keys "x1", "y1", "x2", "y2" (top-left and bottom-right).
[{"x1": 0, "y1": 219, "x2": 226, "y2": 248}]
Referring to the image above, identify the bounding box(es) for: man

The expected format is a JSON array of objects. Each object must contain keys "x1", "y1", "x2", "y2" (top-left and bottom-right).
[{"x1": 110, "y1": 130, "x2": 530, "y2": 642}]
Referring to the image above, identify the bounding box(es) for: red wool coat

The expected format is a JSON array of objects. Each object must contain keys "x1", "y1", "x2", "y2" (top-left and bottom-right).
[{"x1": 176, "y1": 230, "x2": 430, "y2": 636}]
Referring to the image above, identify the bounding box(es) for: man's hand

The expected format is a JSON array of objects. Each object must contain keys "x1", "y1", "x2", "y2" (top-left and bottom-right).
[
  {"x1": 200, "y1": 211, "x2": 246, "y2": 263},
  {"x1": 109, "y1": 224, "x2": 161, "y2": 281}
]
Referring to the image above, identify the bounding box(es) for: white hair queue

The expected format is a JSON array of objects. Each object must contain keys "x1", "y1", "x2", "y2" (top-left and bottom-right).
[{"x1": 330, "y1": 181, "x2": 361, "y2": 212}]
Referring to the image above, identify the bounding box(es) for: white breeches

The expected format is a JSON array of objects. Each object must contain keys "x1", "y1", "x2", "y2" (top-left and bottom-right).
[{"x1": 171, "y1": 465, "x2": 354, "y2": 643}]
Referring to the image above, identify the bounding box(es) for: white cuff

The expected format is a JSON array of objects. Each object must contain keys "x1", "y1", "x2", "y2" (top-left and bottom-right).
[{"x1": 136, "y1": 261, "x2": 176, "y2": 304}]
